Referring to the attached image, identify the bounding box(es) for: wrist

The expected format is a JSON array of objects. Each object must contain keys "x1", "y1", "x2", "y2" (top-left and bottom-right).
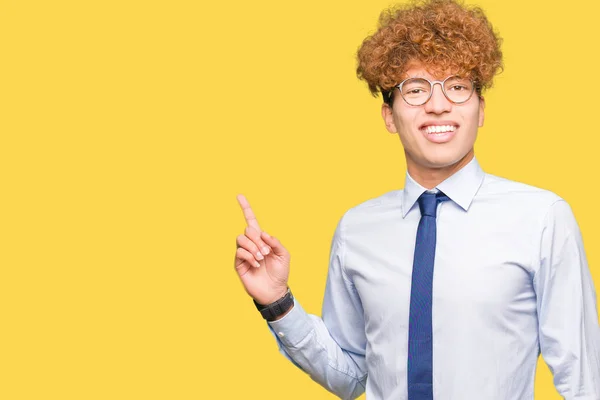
[
  {"x1": 255, "y1": 286, "x2": 288, "y2": 306},
  {"x1": 254, "y1": 288, "x2": 294, "y2": 321}
]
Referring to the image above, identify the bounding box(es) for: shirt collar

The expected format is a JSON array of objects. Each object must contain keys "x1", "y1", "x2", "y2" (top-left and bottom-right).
[{"x1": 401, "y1": 156, "x2": 485, "y2": 218}]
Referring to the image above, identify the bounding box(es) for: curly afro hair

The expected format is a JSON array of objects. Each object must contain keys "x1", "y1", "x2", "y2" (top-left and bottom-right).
[{"x1": 356, "y1": 0, "x2": 503, "y2": 104}]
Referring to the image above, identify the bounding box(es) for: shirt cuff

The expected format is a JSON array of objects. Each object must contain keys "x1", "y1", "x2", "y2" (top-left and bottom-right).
[{"x1": 267, "y1": 299, "x2": 313, "y2": 348}]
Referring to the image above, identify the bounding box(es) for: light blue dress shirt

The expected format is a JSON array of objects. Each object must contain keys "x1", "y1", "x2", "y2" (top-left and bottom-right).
[{"x1": 267, "y1": 157, "x2": 600, "y2": 400}]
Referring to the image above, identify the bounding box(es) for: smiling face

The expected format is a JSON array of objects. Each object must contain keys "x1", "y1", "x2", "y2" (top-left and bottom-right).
[{"x1": 382, "y1": 66, "x2": 485, "y2": 182}]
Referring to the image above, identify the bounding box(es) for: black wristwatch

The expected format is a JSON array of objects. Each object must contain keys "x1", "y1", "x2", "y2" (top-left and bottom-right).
[{"x1": 254, "y1": 289, "x2": 294, "y2": 321}]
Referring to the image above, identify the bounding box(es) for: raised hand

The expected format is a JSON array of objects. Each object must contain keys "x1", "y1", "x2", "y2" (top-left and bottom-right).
[{"x1": 235, "y1": 194, "x2": 291, "y2": 305}]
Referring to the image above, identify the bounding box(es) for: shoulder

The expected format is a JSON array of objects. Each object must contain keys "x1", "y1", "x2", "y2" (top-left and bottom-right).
[
  {"x1": 478, "y1": 173, "x2": 580, "y2": 233},
  {"x1": 479, "y1": 173, "x2": 565, "y2": 209},
  {"x1": 337, "y1": 190, "x2": 403, "y2": 231}
]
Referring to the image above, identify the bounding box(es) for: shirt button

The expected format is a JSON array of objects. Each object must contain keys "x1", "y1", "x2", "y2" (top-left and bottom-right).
[{"x1": 278, "y1": 332, "x2": 285, "y2": 338}]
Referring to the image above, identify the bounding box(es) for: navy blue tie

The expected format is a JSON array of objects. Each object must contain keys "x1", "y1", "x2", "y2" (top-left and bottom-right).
[{"x1": 407, "y1": 191, "x2": 449, "y2": 400}]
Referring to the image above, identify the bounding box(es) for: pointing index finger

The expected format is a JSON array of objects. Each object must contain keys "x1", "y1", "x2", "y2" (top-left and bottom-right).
[{"x1": 236, "y1": 194, "x2": 261, "y2": 231}]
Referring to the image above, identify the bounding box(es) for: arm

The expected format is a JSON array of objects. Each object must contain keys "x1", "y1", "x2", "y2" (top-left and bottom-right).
[
  {"x1": 234, "y1": 196, "x2": 367, "y2": 399},
  {"x1": 534, "y1": 200, "x2": 600, "y2": 399},
  {"x1": 268, "y1": 217, "x2": 368, "y2": 399}
]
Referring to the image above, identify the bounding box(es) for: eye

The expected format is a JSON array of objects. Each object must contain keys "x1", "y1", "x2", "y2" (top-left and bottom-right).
[{"x1": 448, "y1": 85, "x2": 468, "y2": 91}]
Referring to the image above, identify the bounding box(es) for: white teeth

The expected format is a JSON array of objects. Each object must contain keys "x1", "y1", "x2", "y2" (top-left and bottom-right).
[{"x1": 424, "y1": 125, "x2": 456, "y2": 134}]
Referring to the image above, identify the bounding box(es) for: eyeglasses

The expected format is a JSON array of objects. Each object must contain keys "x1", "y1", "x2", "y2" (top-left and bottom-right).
[{"x1": 394, "y1": 75, "x2": 476, "y2": 106}]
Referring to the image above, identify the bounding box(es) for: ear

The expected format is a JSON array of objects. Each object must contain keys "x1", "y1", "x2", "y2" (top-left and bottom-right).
[
  {"x1": 381, "y1": 103, "x2": 398, "y2": 133},
  {"x1": 478, "y1": 96, "x2": 486, "y2": 127}
]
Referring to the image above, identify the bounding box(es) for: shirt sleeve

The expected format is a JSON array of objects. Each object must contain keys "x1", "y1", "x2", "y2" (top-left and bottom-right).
[
  {"x1": 534, "y1": 199, "x2": 600, "y2": 399},
  {"x1": 266, "y1": 216, "x2": 368, "y2": 400}
]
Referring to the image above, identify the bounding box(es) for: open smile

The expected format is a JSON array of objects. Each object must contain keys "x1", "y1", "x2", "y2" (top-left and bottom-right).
[{"x1": 419, "y1": 122, "x2": 459, "y2": 143}]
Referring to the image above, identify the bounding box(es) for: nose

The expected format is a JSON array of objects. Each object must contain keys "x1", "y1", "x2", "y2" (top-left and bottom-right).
[{"x1": 424, "y1": 83, "x2": 452, "y2": 114}]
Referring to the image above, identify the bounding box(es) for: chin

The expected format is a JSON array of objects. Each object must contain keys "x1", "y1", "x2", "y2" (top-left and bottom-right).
[
  {"x1": 419, "y1": 149, "x2": 473, "y2": 169},
  {"x1": 423, "y1": 154, "x2": 465, "y2": 168}
]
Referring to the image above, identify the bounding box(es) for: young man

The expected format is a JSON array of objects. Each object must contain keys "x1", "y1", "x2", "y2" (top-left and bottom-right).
[{"x1": 234, "y1": 0, "x2": 600, "y2": 398}]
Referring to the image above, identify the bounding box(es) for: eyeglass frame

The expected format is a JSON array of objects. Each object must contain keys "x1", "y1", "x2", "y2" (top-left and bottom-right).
[{"x1": 386, "y1": 75, "x2": 479, "y2": 106}]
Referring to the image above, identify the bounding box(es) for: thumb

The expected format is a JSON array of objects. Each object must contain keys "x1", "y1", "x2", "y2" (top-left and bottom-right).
[{"x1": 260, "y1": 231, "x2": 286, "y2": 256}]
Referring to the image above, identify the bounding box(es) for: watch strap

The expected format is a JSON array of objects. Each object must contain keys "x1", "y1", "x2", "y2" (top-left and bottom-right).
[{"x1": 254, "y1": 289, "x2": 294, "y2": 321}]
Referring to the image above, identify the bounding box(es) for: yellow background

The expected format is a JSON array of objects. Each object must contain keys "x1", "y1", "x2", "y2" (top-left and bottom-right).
[{"x1": 0, "y1": 0, "x2": 598, "y2": 399}]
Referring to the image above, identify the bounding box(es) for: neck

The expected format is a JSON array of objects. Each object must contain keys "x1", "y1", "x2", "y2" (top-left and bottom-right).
[{"x1": 406, "y1": 150, "x2": 474, "y2": 189}]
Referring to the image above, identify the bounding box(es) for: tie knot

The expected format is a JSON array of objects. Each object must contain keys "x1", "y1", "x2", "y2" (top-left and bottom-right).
[{"x1": 418, "y1": 191, "x2": 449, "y2": 217}]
